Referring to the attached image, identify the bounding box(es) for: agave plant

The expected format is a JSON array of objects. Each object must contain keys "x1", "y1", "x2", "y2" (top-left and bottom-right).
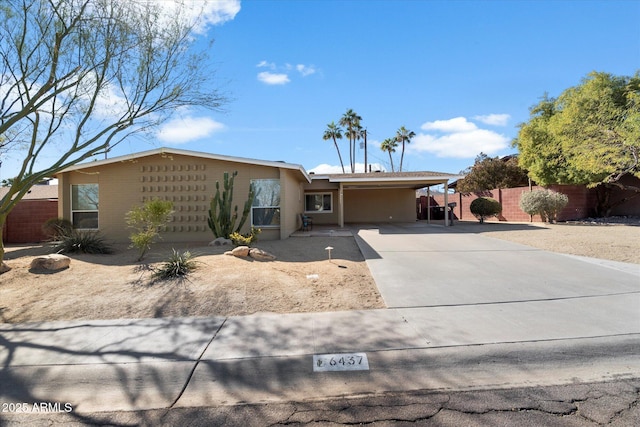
[{"x1": 153, "y1": 249, "x2": 198, "y2": 280}]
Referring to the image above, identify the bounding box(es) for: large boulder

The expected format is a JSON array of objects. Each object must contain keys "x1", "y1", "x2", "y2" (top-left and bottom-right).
[
  {"x1": 249, "y1": 248, "x2": 276, "y2": 261},
  {"x1": 30, "y1": 254, "x2": 71, "y2": 271},
  {"x1": 230, "y1": 246, "x2": 250, "y2": 257}
]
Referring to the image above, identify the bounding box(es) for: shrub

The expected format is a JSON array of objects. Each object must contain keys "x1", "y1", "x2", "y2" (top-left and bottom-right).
[
  {"x1": 42, "y1": 218, "x2": 72, "y2": 240},
  {"x1": 56, "y1": 230, "x2": 113, "y2": 254},
  {"x1": 229, "y1": 227, "x2": 261, "y2": 246},
  {"x1": 153, "y1": 249, "x2": 198, "y2": 280},
  {"x1": 520, "y1": 189, "x2": 569, "y2": 223},
  {"x1": 470, "y1": 197, "x2": 502, "y2": 223},
  {"x1": 126, "y1": 199, "x2": 174, "y2": 261}
]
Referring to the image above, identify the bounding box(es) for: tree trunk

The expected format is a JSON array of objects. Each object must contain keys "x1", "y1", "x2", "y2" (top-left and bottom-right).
[
  {"x1": 595, "y1": 184, "x2": 612, "y2": 217},
  {"x1": 332, "y1": 137, "x2": 345, "y2": 173},
  {"x1": 0, "y1": 213, "x2": 8, "y2": 273}
]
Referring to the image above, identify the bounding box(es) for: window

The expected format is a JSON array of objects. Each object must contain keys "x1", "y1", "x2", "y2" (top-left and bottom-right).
[
  {"x1": 305, "y1": 193, "x2": 332, "y2": 213},
  {"x1": 71, "y1": 184, "x2": 99, "y2": 229},
  {"x1": 250, "y1": 179, "x2": 280, "y2": 227}
]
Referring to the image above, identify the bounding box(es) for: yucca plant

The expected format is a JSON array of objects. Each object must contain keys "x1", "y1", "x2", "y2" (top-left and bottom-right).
[
  {"x1": 56, "y1": 230, "x2": 113, "y2": 254},
  {"x1": 153, "y1": 249, "x2": 198, "y2": 280}
]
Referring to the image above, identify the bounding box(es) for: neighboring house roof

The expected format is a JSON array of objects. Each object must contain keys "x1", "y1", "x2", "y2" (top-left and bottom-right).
[
  {"x1": 312, "y1": 171, "x2": 464, "y2": 190},
  {"x1": 56, "y1": 147, "x2": 312, "y2": 183},
  {"x1": 0, "y1": 185, "x2": 58, "y2": 200}
]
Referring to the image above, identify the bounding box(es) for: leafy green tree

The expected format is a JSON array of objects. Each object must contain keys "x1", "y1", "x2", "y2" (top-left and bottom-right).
[
  {"x1": 126, "y1": 199, "x2": 174, "y2": 262},
  {"x1": 339, "y1": 109, "x2": 363, "y2": 173},
  {"x1": 514, "y1": 71, "x2": 640, "y2": 216},
  {"x1": 380, "y1": 138, "x2": 398, "y2": 172},
  {"x1": 0, "y1": 0, "x2": 227, "y2": 270},
  {"x1": 395, "y1": 126, "x2": 416, "y2": 172},
  {"x1": 457, "y1": 153, "x2": 530, "y2": 194},
  {"x1": 322, "y1": 122, "x2": 345, "y2": 173}
]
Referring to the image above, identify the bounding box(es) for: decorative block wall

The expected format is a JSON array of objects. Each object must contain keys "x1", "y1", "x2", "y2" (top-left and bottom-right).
[{"x1": 138, "y1": 163, "x2": 209, "y2": 233}]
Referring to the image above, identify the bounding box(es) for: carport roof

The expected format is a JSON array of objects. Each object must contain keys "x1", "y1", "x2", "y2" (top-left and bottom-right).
[{"x1": 311, "y1": 171, "x2": 464, "y2": 190}]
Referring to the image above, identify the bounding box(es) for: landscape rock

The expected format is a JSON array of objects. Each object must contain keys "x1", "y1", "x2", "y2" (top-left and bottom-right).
[
  {"x1": 231, "y1": 246, "x2": 250, "y2": 257},
  {"x1": 30, "y1": 254, "x2": 71, "y2": 271},
  {"x1": 249, "y1": 248, "x2": 277, "y2": 261},
  {"x1": 0, "y1": 262, "x2": 10, "y2": 274},
  {"x1": 209, "y1": 237, "x2": 233, "y2": 246}
]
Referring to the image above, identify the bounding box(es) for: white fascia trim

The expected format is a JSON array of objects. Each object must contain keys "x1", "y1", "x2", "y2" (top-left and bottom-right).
[
  {"x1": 57, "y1": 147, "x2": 311, "y2": 182},
  {"x1": 329, "y1": 175, "x2": 465, "y2": 183}
]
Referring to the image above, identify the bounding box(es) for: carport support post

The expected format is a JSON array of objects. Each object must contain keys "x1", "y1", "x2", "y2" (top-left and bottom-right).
[
  {"x1": 339, "y1": 182, "x2": 344, "y2": 228},
  {"x1": 444, "y1": 182, "x2": 449, "y2": 226},
  {"x1": 427, "y1": 187, "x2": 431, "y2": 224}
]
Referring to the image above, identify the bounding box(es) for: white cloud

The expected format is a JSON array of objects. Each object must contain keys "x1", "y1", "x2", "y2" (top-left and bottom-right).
[
  {"x1": 409, "y1": 130, "x2": 509, "y2": 158},
  {"x1": 256, "y1": 60, "x2": 276, "y2": 69},
  {"x1": 473, "y1": 113, "x2": 511, "y2": 126},
  {"x1": 421, "y1": 117, "x2": 477, "y2": 133},
  {"x1": 256, "y1": 61, "x2": 317, "y2": 85},
  {"x1": 257, "y1": 72, "x2": 290, "y2": 85},
  {"x1": 409, "y1": 116, "x2": 509, "y2": 158},
  {"x1": 296, "y1": 64, "x2": 316, "y2": 76},
  {"x1": 148, "y1": 0, "x2": 241, "y2": 34},
  {"x1": 309, "y1": 163, "x2": 386, "y2": 174},
  {"x1": 156, "y1": 116, "x2": 225, "y2": 144},
  {"x1": 195, "y1": 0, "x2": 241, "y2": 30}
]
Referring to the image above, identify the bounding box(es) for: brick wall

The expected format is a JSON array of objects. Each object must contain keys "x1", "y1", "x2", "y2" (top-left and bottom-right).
[
  {"x1": 3, "y1": 200, "x2": 59, "y2": 244},
  {"x1": 418, "y1": 184, "x2": 601, "y2": 223}
]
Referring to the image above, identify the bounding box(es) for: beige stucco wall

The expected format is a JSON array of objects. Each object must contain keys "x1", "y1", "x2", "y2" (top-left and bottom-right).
[
  {"x1": 303, "y1": 189, "x2": 340, "y2": 225},
  {"x1": 279, "y1": 169, "x2": 305, "y2": 239},
  {"x1": 343, "y1": 188, "x2": 417, "y2": 223},
  {"x1": 302, "y1": 179, "x2": 340, "y2": 225},
  {"x1": 58, "y1": 153, "x2": 304, "y2": 243}
]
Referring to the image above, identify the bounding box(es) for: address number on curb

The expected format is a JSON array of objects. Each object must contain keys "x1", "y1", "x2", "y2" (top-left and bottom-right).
[{"x1": 313, "y1": 353, "x2": 369, "y2": 372}]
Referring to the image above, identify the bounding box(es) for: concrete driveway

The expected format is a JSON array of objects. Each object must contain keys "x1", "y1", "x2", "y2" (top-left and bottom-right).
[{"x1": 353, "y1": 222, "x2": 640, "y2": 346}]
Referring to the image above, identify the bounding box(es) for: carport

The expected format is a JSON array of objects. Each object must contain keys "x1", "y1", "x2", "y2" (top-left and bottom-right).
[{"x1": 305, "y1": 172, "x2": 463, "y2": 227}]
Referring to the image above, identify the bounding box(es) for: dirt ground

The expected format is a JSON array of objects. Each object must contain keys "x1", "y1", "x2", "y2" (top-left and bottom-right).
[
  {"x1": 0, "y1": 237, "x2": 383, "y2": 323},
  {"x1": 1, "y1": 220, "x2": 638, "y2": 324},
  {"x1": 455, "y1": 220, "x2": 640, "y2": 264}
]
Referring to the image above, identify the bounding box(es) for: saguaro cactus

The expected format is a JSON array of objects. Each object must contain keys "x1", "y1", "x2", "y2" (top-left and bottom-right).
[{"x1": 208, "y1": 171, "x2": 254, "y2": 238}]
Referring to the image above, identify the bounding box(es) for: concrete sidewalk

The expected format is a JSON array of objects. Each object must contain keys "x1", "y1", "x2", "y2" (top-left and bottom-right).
[{"x1": 1, "y1": 223, "x2": 639, "y2": 417}]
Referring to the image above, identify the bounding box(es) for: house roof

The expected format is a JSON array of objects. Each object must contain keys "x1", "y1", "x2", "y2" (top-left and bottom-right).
[
  {"x1": 56, "y1": 147, "x2": 312, "y2": 183},
  {"x1": 311, "y1": 171, "x2": 464, "y2": 190},
  {"x1": 0, "y1": 184, "x2": 58, "y2": 200}
]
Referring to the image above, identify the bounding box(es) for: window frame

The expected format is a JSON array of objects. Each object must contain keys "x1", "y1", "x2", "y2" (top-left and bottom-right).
[
  {"x1": 304, "y1": 192, "x2": 333, "y2": 214},
  {"x1": 250, "y1": 179, "x2": 281, "y2": 228},
  {"x1": 70, "y1": 184, "x2": 99, "y2": 230}
]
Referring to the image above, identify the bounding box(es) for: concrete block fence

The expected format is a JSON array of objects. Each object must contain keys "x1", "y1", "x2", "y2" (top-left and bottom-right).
[{"x1": 418, "y1": 183, "x2": 638, "y2": 223}]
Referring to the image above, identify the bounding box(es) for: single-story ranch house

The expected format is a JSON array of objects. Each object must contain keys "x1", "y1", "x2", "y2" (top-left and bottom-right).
[{"x1": 55, "y1": 147, "x2": 461, "y2": 242}]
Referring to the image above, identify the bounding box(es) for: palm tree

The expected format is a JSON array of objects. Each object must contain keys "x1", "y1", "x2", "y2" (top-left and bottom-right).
[
  {"x1": 339, "y1": 109, "x2": 362, "y2": 173},
  {"x1": 380, "y1": 138, "x2": 398, "y2": 172},
  {"x1": 396, "y1": 126, "x2": 416, "y2": 172},
  {"x1": 322, "y1": 122, "x2": 345, "y2": 173}
]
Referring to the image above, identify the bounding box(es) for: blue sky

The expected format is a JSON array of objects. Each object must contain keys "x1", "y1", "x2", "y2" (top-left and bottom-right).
[{"x1": 2, "y1": 0, "x2": 639, "y2": 180}]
